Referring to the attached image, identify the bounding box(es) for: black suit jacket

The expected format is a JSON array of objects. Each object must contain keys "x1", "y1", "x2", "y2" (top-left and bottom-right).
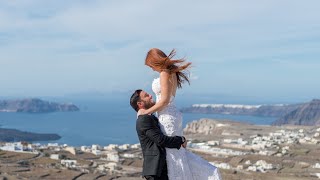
[{"x1": 136, "y1": 114, "x2": 183, "y2": 177}]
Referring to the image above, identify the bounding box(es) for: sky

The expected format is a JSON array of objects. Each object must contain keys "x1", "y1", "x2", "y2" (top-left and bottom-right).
[{"x1": 0, "y1": 0, "x2": 320, "y2": 103}]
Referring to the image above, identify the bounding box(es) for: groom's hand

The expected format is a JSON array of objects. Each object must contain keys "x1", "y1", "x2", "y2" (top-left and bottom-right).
[
  {"x1": 181, "y1": 136, "x2": 187, "y2": 148},
  {"x1": 182, "y1": 141, "x2": 187, "y2": 148}
]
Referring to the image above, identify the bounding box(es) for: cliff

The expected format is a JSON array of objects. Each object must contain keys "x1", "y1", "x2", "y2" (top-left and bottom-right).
[
  {"x1": 0, "y1": 98, "x2": 79, "y2": 113},
  {"x1": 0, "y1": 128, "x2": 61, "y2": 142},
  {"x1": 251, "y1": 104, "x2": 302, "y2": 117},
  {"x1": 272, "y1": 99, "x2": 320, "y2": 126},
  {"x1": 181, "y1": 103, "x2": 301, "y2": 117}
]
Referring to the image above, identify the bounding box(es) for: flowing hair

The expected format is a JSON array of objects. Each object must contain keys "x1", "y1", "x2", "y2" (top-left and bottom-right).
[{"x1": 145, "y1": 48, "x2": 191, "y2": 88}]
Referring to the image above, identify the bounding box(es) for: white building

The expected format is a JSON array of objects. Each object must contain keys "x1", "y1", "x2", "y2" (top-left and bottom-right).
[
  {"x1": 107, "y1": 151, "x2": 120, "y2": 162},
  {"x1": 130, "y1": 144, "x2": 141, "y2": 149},
  {"x1": 105, "y1": 162, "x2": 119, "y2": 171},
  {"x1": 223, "y1": 139, "x2": 238, "y2": 144},
  {"x1": 122, "y1": 153, "x2": 135, "y2": 158},
  {"x1": 92, "y1": 149, "x2": 101, "y2": 156},
  {"x1": 118, "y1": 144, "x2": 130, "y2": 151},
  {"x1": 61, "y1": 160, "x2": 77, "y2": 168},
  {"x1": 92, "y1": 144, "x2": 101, "y2": 150},
  {"x1": 97, "y1": 162, "x2": 119, "y2": 172},
  {"x1": 207, "y1": 141, "x2": 220, "y2": 146},
  {"x1": 50, "y1": 154, "x2": 60, "y2": 160},
  {"x1": 189, "y1": 143, "x2": 211, "y2": 150},
  {"x1": 210, "y1": 162, "x2": 231, "y2": 170},
  {"x1": 247, "y1": 160, "x2": 274, "y2": 173},
  {"x1": 104, "y1": 144, "x2": 118, "y2": 151},
  {"x1": 313, "y1": 163, "x2": 320, "y2": 169},
  {"x1": 0, "y1": 142, "x2": 23, "y2": 152},
  {"x1": 48, "y1": 143, "x2": 59, "y2": 147},
  {"x1": 81, "y1": 146, "x2": 89, "y2": 152}
]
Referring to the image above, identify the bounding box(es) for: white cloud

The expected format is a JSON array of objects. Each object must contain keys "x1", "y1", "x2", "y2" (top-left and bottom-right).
[{"x1": 0, "y1": 0, "x2": 319, "y2": 98}]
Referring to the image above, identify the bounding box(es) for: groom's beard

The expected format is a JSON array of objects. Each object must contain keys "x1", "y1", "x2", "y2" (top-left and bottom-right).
[{"x1": 143, "y1": 100, "x2": 155, "y2": 109}]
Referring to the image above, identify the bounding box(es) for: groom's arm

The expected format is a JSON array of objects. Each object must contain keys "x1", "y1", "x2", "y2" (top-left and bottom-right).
[{"x1": 137, "y1": 115, "x2": 184, "y2": 149}]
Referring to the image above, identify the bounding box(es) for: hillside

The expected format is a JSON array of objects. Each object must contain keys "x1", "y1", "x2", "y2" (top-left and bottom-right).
[{"x1": 273, "y1": 99, "x2": 320, "y2": 126}]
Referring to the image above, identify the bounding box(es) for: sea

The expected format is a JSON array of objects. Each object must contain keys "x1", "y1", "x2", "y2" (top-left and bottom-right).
[{"x1": 0, "y1": 95, "x2": 276, "y2": 147}]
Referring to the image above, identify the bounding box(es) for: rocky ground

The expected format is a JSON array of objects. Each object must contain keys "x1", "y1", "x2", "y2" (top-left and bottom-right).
[
  {"x1": 184, "y1": 119, "x2": 320, "y2": 180},
  {"x1": 0, "y1": 150, "x2": 142, "y2": 180},
  {"x1": 1, "y1": 118, "x2": 320, "y2": 179}
]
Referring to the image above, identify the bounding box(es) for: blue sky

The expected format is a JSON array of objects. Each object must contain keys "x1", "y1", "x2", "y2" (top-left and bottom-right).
[{"x1": 0, "y1": 0, "x2": 319, "y2": 102}]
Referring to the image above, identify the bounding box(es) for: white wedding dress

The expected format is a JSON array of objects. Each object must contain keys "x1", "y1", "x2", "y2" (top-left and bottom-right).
[{"x1": 152, "y1": 77, "x2": 222, "y2": 180}]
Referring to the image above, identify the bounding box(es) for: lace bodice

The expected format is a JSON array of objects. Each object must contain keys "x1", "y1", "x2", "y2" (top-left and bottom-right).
[
  {"x1": 151, "y1": 77, "x2": 161, "y2": 98},
  {"x1": 152, "y1": 77, "x2": 182, "y2": 136},
  {"x1": 152, "y1": 77, "x2": 175, "y2": 103}
]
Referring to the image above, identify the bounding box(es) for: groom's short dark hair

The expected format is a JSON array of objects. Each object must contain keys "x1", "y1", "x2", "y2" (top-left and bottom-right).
[{"x1": 130, "y1": 89, "x2": 142, "y2": 112}]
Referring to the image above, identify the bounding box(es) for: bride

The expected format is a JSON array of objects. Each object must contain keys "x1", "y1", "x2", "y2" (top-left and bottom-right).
[{"x1": 138, "y1": 48, "x2": 222, "y2": 180}]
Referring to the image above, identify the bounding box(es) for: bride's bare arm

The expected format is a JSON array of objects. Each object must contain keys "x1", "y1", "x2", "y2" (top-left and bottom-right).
[{"x1": 144, "y1": 71, "x2": 172, "y2": 114}]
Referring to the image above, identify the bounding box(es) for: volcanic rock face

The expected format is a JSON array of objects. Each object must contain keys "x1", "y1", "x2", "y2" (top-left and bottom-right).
[
  {"x1": 184, "y1": 119, "x2": 220, "y2": 135},
  {"x1": 183, "y1": 119, "x2": 245, "y2": 135},
  {"x1": 273, "y1": 99, "x2": 320, "y2": 126},
  {"x1": 0, "y1": 98, "x2": 79, "y2": 113}
]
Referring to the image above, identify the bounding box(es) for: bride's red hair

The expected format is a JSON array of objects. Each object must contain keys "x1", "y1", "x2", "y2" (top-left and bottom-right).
[{"x1": 145, "y1": 48, "x2": 191, "y2": 88}]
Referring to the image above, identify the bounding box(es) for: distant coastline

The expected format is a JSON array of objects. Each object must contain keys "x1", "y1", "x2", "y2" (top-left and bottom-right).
[
  {"x1": 181, "y1": 103, "x2": 301, "y2": 117},
  {"x1": 182, "y1": 99, "x2": 320, "y2": 126}
]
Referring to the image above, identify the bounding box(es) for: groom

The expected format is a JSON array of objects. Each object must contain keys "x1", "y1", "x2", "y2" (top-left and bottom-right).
[{"x1": 130, "y1": 89, "x2": 187, "y2": 180}]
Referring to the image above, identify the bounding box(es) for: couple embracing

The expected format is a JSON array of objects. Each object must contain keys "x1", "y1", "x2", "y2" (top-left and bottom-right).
[{"x1": 130, "y1": 48, "x2": 222, "y2": 180}]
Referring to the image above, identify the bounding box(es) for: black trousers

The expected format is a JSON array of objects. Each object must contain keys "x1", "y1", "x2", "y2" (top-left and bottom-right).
[
  {"x1": 144, "y1": 174, "x2": 168, "y2": 180},
  {"x1": 144, "y1": 163, "x2": 168, "y2": 180}
]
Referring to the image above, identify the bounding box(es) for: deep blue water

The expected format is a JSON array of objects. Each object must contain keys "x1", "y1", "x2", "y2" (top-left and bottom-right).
[{"x1": 0, "y1": 96, "x2": 276, "y2": 146}]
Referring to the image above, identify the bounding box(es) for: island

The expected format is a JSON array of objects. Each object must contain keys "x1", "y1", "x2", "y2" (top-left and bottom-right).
[{"x1": 0, "y1": 98, "x2": 79, "y2": 113}]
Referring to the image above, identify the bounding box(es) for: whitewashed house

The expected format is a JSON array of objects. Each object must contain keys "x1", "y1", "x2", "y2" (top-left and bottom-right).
[
  {"x1": 50, "y1": 154, "x2": 60, "y2": 160},
  {"x1": 61, "y1": 160, "x2": 77, "y2": 168},
  {"x1": 48, "y1": 143, "x2": 59, "y2": 147},
  {"x1": 0, "y1": 142, "x2": 23, "y2": 152},
  {"x1": 104, "y1": 144, "x2": 118, "y2": 151},
  {"x1": 107, "y1": 151, "x2": 120, "y2": 162},
  {"x1": 92, "y1": 149, "x2": 101, "y2": 156},
  {"x1": 122, "y1": 153, "x2": 135, "y2": 158}
]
